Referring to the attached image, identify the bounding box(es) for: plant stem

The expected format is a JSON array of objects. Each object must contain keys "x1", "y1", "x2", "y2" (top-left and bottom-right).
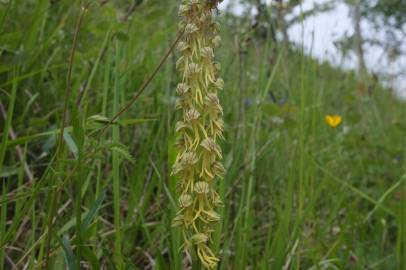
[{"x1": 112, "y1": 39, "x2": 124, "y2": 270}]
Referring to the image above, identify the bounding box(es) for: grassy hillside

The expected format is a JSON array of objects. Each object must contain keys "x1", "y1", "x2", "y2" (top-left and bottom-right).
[{"x1": 0, "y1": 1, "x2": 405, "y2": 269}]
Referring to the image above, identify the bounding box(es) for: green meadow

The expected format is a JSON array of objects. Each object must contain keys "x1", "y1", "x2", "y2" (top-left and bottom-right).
[{"x1": 0, "y1": 1, "x2": 405, "y2": 269}]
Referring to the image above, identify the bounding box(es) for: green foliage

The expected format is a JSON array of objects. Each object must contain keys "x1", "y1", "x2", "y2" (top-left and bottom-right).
[
  {"x1": 0, "y1": 0, "x2": 405, "y2": 269},
  {"x1": 341, "y1": 0, "x2": 406, "y2": 62},
  {"x1": 367, "y1": 0, "x2": 406, "y2": 27}
]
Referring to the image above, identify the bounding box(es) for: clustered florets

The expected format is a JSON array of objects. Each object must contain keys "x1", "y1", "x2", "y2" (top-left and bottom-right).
[{"x1": 172, "y1": 0, "x2": 224, "y2": 269}]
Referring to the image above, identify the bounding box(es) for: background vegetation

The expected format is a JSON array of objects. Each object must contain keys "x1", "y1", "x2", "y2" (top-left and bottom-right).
[{"x1": 0, "y1": 0, "x2": 405, "y2": 269}]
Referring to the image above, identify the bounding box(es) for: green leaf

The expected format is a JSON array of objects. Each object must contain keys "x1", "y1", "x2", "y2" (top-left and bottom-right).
[
  {"x1": 6, "y1": 127, "x2": 72, "y2": 148},
  {"x1": 0, "y1": 166, "x2": 19, "y2": 177},
  {"x1": 87, "y1": 115, "x2": 115, "y2": 124},
  {"x1": 115, "y1": 32, "x2": 129, "y2": 42},
  {"x1": 29, "y1": 117, "x2": 49, "y2": 129},
  {"x1": 110, "y1": 145, "x2": 135, "y2": 164},
  {"x1": 82, "y1": 246, "x2": 100, "y2": 269},
  {"x1": 72, "y1": 109, "x2": 85, "y2": 150},
  {"x1": 81, "y1": 189, "x2": 106, "y2": 231},
  {"x1": 63, "y1": 131, "x2": 78, "y2": 159},
  {"x1": 52, "y1": 251, "x2": 66, "y2": 269},
  {"x1": 0, "y1": 31, "x2": 22, "y2": 51},
  {"x1": 58, "y1": 212, "x2": 88, "y2": 235},
  {"x1": 54, "y1": 233, "x2": 77, "y2": 270}
]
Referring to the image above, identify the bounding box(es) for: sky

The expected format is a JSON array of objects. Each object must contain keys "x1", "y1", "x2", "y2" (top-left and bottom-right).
[{"x1": 219, "y1": 0, "x2": 406, "y2": 100}]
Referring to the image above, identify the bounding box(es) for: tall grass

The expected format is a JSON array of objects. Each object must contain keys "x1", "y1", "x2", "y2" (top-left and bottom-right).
[{"x1": 0, "y1": 1, "x2": 405, "y2": 269}]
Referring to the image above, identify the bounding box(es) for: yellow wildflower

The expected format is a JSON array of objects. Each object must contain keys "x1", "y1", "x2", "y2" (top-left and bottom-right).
[{"x1": 325, "y1": 115, "x2": 342, "y2": 128}]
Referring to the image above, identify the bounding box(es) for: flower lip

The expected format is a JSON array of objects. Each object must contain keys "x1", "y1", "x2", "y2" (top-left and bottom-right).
[
  {"x1": 182, "y1": 151, "x2": 198, "y2": 166},
  {"x1": 213, "y1": 78, "x2": 224, "y2": 90},
  {"x1": 171, "y1": 214, "x2": 184, "y2": 227},
  {"x1": 201, "y1": 47, "x2": 214, "y2": 59},
  {"x1": 185, "y1": 23, "x2": 199, "y2": 35},
  {"x1": 179, "y1": 194, "x2": 193, "y2": 208},
  {"x1": 176, "y1": 83, "x2": 190, "y2": 95},
  {"x1": 185, "y1": 108, "x2": 200, "y2": 122},
  {"x1": 204, "y1": 209, "x2": 221, "y2": 222},
  {"x1": 186, "y1": 63, "x2": 201, "y2": 76},
  {"x1": 176, "y1": 56, "x2": 185, "y2": 71},
  {"x1": 178, "y1": 5, "x2": 190, "y2": 16},
  {"x1": 191, "y1": 233, "x2": 209, "y2": 245},
  {"x1": 177, "y1": 41, "x2": 190, "y2": 53},
  {"x1": 211, "y1": 191, "x2": 223, "y2": 206},
  {"x1": 201, "y1": 138, "x2": 222, "y2": 158},
  {"x1": 175, "y1": 121, "x2": 187, "y2": 132},
  {"x1": 212, "y1": 161, "x2": 225, "y2": 177},
  {"x1": 194, "y1": 181, "x2": 210, "y2": 194},
  {"x1": 205, "y1": 93, "x2": 219, "y2": 105}
]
